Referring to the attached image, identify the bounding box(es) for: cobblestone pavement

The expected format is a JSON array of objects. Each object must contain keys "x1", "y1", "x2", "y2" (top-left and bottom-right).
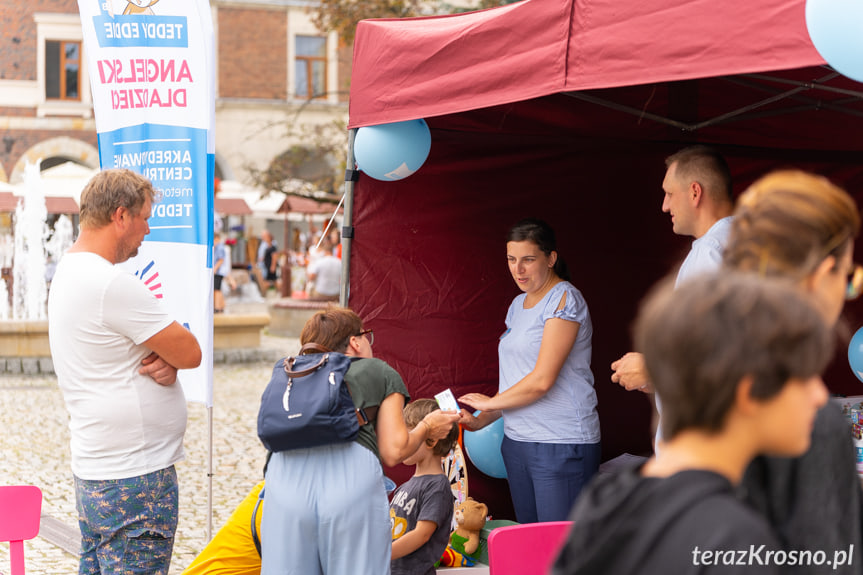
[{"x1": 0, "y1": 334, "x2": 300, "y2": 574}]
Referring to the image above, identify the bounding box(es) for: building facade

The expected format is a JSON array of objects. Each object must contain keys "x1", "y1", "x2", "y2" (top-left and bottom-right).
[{"x1": 0, "y1": 0, "x2": 350, "y2": 186}]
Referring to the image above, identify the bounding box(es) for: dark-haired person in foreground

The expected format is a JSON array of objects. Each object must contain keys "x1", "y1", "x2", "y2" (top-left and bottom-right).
[{"x1": 552, "y1": 272, "x2": 833, "y2": 575}]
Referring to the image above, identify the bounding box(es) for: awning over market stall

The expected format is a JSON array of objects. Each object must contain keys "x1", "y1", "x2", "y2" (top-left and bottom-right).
[
  {"x1": 0, "y1": 191, "x2": 80, "y2": 214},
  {"x1": 277, "y1": 196, "x2": 342, "y2": 216},
  {"x1": 214, "y1": 197, "x2": 252, "y2": 216},
  {"x1": 349, "y1": 0, "x2": 829, "y2": 129},
  {"x1": 0, "y1": 192, "x2": 17, "y2": 212},
  {"x1": 44, "y1": 197, "x2": 79, "y2": 214}
]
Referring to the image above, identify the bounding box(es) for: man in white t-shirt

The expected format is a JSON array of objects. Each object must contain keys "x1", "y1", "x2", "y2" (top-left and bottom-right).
[
  {"x1": 48, "y1": 169, "x2": 201, "y2": 575},
  {"x1": 610, "y1": 146, "x2": 734, "y2": 447},
  {"x1": 307, "y1": 240, "x2": 341, "y2": 300}
]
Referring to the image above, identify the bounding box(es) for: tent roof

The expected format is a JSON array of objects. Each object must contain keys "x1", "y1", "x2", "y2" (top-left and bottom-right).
[
  {"x1": 348, "y1": 0, "x2": 827, "y2": 128},
  {"x1": 0, "y1": 192, "x2": 17, "y2": 212},
  {"x1": 277, "y1": 196, "x2": 342, "y2": 215},
  {"x1": 0, "y1": 190, "x2": 79, "y2": 214},
  {"x1": 45, "y1": 196, "x2": 79, "y2": 214},
  {"x1": 214, "y1": 196, "x2": 252, "y2": 215}
]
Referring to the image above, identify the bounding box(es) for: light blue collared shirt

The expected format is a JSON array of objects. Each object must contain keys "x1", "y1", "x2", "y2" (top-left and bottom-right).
[
  {"x1": 657, "y1": 216, "x2": 734, "y2": 445},
  {"x1": 675, "y1": 216, "x2": 734, "y2": 287}
]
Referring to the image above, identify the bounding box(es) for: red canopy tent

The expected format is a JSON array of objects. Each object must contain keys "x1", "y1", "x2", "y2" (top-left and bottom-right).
[{"x1": 345, "y1": 0, "x2": 863, "y2": 517}]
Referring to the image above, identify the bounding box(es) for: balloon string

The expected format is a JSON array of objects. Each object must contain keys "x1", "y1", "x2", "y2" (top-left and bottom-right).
[{"x1": 316, "y1": 192, "x2": 346, "y2": 250}]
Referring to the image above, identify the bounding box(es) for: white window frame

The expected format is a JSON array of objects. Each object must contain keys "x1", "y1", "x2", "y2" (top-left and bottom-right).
[
  {"x1": 287, "y1": 9, "x2": 338, "y2": 104},
  {"x1": 35, "y1": 13, "x2": 92, "y2": 118}
]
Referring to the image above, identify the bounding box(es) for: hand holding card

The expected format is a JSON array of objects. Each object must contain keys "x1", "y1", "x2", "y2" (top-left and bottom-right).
[{"x1": 435, "y1": 388, "x2": 460, "y2": 412}]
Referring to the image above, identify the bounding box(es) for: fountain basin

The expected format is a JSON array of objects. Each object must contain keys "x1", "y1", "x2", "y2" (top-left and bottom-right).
[
  {"x1": 0, "y1": 320, "x2": 50, "y2": 356},
  {"x1": 267, "y1": 298, "x2": 331, "y2": 337},
  {"x1": 213, "y1": 313, "x2": 270, "y2": 349},
  {"x1": 0, "y1": 313, "x2": 273, "y2": 374}
]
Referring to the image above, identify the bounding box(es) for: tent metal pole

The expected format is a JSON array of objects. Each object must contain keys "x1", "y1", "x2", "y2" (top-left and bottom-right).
[
  {"x1": 567, "y1": 82, "x2": 824, "y2": 131},
  {"x1": 567, "y1": 89, "x2": 800, "y2": 131},
  {"x1": 722, "y1": 76, "x2": 863, "y2": 120},
  {"x1": 207, "y1": 404, "x2": 213, "y2": 541},
  {"x1": 564, "y1": 91, "x2": 694, "y2": 130},
  {"x1": 568, "y1": 69, "x2": 863, "y2": 134},
  {"x1": 686, "y1": 87, "x2": 809, "y2": 130},
  {"x1": 741, "y1": 71, "x2": 863, "y2": 100},
  {"x1": 340, "y1": 129, "x2": 357, "y2": 307}
]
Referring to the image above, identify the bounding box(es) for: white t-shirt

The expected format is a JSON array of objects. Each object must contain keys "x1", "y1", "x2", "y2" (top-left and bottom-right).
[
  {"x1": 48, "y1": 252, "x2": 187, "y2": 480},
  {"x1": 308, "y1": 255, "x2": 342, "y2": 296}
]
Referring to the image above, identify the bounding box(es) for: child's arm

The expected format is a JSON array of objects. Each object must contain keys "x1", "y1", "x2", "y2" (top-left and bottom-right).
[{"x1": 391, "y1": 520, "x2": 438, "y2": 560}]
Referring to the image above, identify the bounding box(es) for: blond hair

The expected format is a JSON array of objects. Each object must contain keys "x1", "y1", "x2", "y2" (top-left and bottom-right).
[
  {"x1": 79, "y1": 169, "x2": 156, "y2": 228},
  {"x1": 636, "y1": 273, "x2": 833, "y2": 440},
  {"x1": 723, "y1": 170, "x2": 860, "y2": 279}
]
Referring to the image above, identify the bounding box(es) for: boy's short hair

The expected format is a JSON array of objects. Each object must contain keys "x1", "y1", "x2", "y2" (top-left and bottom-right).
[
  {"x1": 635, "y1": 272, "x2": 833, "y2": 440},
  {"x1": 404, "y1": 398, "x2": 459, "y2": 457}
]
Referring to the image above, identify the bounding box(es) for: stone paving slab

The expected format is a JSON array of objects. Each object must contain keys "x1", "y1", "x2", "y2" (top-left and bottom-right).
[
  {"x1": 0, "y1": 336, "x2": 300, "y2": 574},
  {"x1": 39, "y1": 515, "x2": 80, "y2": 556}
]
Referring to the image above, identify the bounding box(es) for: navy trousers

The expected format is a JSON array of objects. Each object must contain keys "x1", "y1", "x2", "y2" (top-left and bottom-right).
[{"x1": 501, "y1": 435, "x2": 601, "y2": 523}]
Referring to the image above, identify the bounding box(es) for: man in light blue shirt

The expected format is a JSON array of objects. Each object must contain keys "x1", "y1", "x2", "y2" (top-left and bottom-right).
[{"x1": 611, "y1": 146, "x2": 734, "y2": 447}]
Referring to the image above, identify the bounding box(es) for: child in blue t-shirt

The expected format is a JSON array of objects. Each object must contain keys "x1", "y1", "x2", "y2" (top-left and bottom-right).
[{"x1": 390, "y1": 399, "x2": 460, "y2": 575}]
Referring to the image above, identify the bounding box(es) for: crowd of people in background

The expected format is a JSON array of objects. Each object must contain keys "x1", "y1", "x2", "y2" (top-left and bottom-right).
[{"x1": 212, "y1": 224, "x2": 343, "y2": 311}]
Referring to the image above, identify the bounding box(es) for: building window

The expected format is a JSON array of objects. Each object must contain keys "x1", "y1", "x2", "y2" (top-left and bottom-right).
[
  {"x1": 295, "y1": 36, "x2": 327, "y2": 99},
  {"x1": 45, "y1": 40, "x2": 81, "y2": 100}
]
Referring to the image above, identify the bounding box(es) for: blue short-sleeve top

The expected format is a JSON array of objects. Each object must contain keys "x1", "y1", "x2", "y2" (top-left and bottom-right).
[{"x1": 498, "y1": 281, "x2": 600, "y2": 444}]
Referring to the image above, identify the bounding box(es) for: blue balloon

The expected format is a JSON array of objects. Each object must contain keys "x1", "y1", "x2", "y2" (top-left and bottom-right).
[
  {"x1": 463, "y1": 413, "x2": 507, "y2": 479},
  {"x1": 806, "y1": 0, "x2": 863, "y2": 83},
  {"x1": 354, "y1": 119, "x2": 432, "y2": 181},
  {"x1": 849, "y1": 327, "x2": 863, "y2": 383}
]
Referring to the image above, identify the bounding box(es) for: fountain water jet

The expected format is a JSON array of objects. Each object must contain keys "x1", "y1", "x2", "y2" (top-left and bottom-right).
[
  {"x1": 12, "y1": 162, "x2": 49, "y2": 320},
  {"x1": 0, "y1": 166, "x2": 271, "y2": 367},
  {"x1": 0, "y1": 162, "x2": 74, "y2": 365},
  {"x1": 0, "y1": 273, "x2": 8, "y2": 321}
]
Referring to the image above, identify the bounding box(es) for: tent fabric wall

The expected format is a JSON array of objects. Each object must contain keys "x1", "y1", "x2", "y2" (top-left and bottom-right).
[{"x1": 347, "y1": 0, "x2": 863, "y2": 517}]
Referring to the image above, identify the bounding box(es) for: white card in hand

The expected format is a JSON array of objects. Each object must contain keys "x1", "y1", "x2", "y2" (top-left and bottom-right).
[{"x1": 435, "y1": 388, "x2": 459, "y2": 412}]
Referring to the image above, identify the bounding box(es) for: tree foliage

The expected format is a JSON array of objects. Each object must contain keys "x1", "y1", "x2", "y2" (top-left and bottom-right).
[
  {"x1": 311, "y1": 0, "x2": 422, "y2": 44},
  {"x1": 312, "y1": 0, "x2": 519, "y2": 44},
  {"x1": 245, "y1": 114, "x2": 347, "y2": 204}
]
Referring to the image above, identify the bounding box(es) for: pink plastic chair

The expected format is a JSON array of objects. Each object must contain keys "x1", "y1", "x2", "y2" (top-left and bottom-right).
[
  {"x1": 0, "y1": 486, "x2": 43, "y2": 575},
  {"x1": 487, "y1": 520, "x2": 573, "y2": 575}
]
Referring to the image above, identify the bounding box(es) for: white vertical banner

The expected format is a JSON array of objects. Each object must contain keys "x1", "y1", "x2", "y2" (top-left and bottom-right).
[{"x1": 77, "y1": 0, "x2": 215, "y2": 406}]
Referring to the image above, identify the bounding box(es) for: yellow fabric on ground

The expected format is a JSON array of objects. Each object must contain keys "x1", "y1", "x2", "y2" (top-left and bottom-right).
[{"x1": 182, "y1": 481, "x2": 265, "y2": 575}]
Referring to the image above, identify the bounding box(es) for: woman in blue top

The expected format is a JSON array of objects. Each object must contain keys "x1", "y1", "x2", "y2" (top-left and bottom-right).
[{"x1": 459, "y1": 218, "x2": 601, "y2": 523}]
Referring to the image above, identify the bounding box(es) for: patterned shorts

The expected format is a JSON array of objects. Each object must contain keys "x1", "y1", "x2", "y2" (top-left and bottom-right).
[{"x1": 74, "y1": 466, "x2": 178, "y2": 575}]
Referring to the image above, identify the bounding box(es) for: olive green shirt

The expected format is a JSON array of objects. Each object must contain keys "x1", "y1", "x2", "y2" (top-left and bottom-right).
[{"x1": 346, "y1": 357, "x2": 410, "y2": 460}]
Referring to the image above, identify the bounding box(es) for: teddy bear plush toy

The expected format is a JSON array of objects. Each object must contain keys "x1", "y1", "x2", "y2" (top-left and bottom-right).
[
  {"x1": 437, "y1": 497, "x2": 490, "y2": 567},
  {"x1": 450, "y1": 497, "x2": 488, "y2": 556}
]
